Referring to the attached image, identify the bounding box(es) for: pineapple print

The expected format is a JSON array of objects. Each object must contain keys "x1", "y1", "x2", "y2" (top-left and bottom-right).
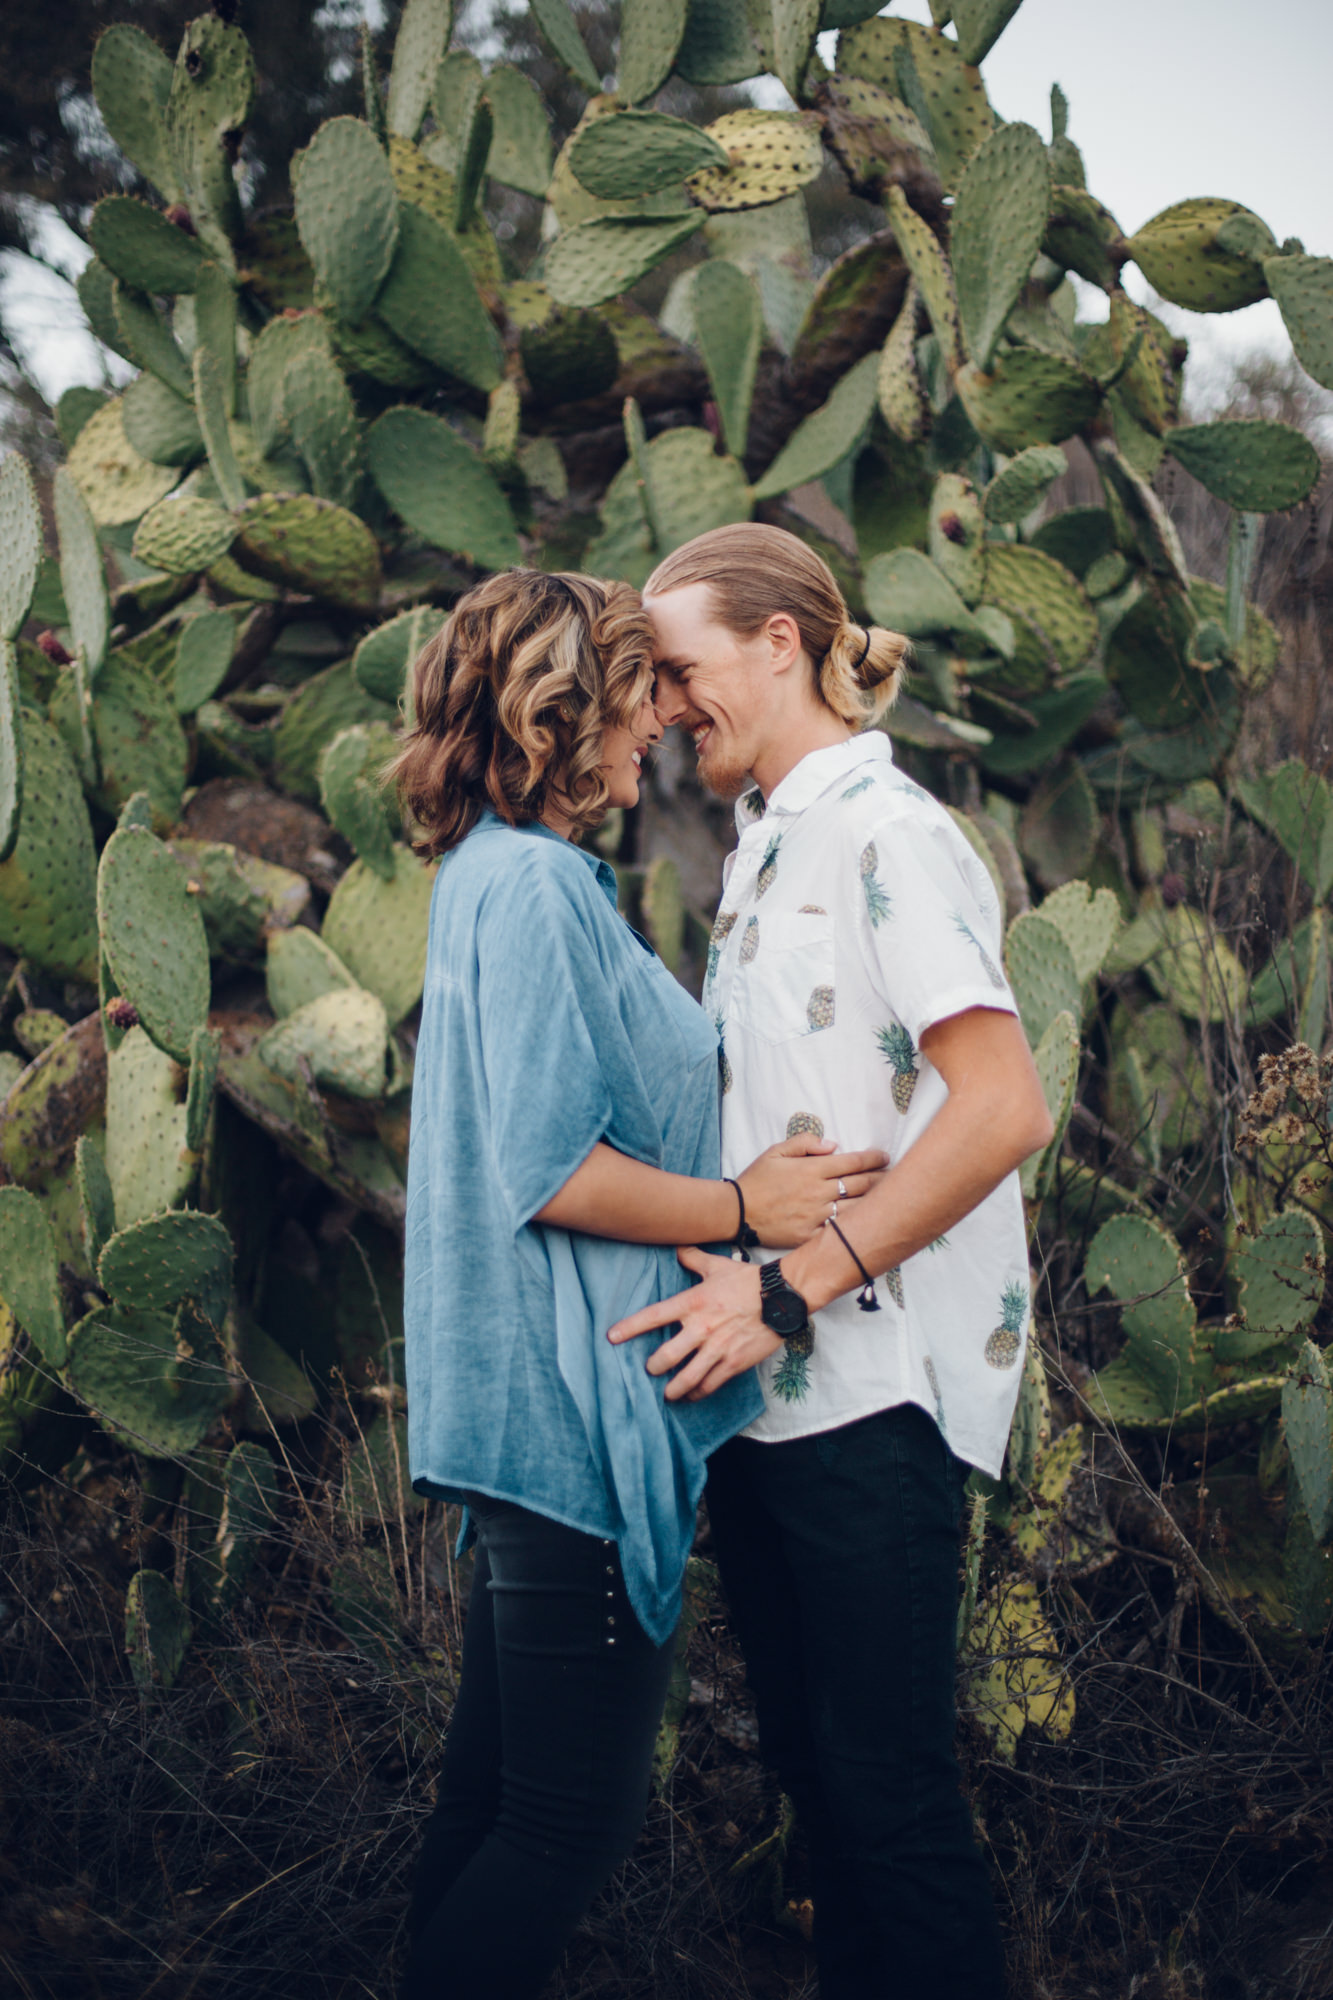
[
  {"x1": 706, "y1": 909, "x2": 738, "y2": 984},
  {"x1": 756, "y1": 833, "x2": 782, "y2": 898},
  {"x1": 842, "y1": 774, "x2": 875, "y2": 800},
  {"x1": 860, "y1": 842, "x2": 892, "y2": 928},
  {"x1": 786, "y1": 1111, "x2": 825, "y2": 1139},
  {"x1": 719, "y1": 1045, "x2": 733, "y2": 1094},
  {"x1": 876, "y1": 1022, "x2": 920, "y2": 1112},
  {"x1": 739, "y1": 916, "x2": 760, "y2": 964},
  {"x1": 771, "y1": 1323, "x2": 814, "y2": 1403},
  {"x1": 884, "y1": 1265, "x2": 905, "y2": 1310},
  {"x1": 952, "y1": 910, "x2": 1005, "y2": 989},
  {"x1": 798, "y1": 904, "x2": 827, "y2": 914},
  {"x1": 806, "y1": 986, "x2": 835, "y2": 1031},
  {"x1": 924, "y1": 1356, "x2": 947, "y2": 1436},
  {"x1": 740, "y1": 786, "x2": 764, "y2": 820},
  {"x1": 985, "y1": 1281, "x2": 1028, "y2": 1368}
]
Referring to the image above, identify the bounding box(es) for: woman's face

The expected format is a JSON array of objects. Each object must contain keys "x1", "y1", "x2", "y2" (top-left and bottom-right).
[{"x1": 599, "y1": 688, "x2": 663, "y2": 808}]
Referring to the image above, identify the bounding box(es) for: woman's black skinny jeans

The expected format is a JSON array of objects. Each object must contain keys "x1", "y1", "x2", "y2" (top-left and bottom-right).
[{"x1": 400, "y1": 1495, "x2": 675, "y2": 2000}]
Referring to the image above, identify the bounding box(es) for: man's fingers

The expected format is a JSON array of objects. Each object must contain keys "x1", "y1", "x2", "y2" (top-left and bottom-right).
[
  {"x1": 663, "y1": 1349, "x2": 715, "y2": 1401},
  {"x1": 644, "y1": 1328, "x2": 700, "y2": 1376}
]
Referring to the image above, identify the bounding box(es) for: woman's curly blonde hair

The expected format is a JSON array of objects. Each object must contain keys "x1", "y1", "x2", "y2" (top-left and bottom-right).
[{"x1": 389, "y1": 568, "x2": 655, "y2": 858}]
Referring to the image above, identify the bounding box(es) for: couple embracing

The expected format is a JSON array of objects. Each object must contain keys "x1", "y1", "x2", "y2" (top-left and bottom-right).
[{"x1": 394, "y1": 524, "x2": 1052, "y2": 2000}]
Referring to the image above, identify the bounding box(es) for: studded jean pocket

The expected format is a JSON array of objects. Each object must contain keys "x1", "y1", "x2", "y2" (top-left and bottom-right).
[{"x1": 732, "y1": 908, "x2": 836, "y2": 1045}]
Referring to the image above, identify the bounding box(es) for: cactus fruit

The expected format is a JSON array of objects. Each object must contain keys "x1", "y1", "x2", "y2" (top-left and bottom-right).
[
  {"x1": 571, "y1": 111, "x2": 729, "y2": 200},
  {"x1": 1126, "y1": 198, "x2": 1273, "y2": 314},
  {"x1": 98, "y1": 827, "x2": 211, "y2": 1064},
  {"x1": 125, "y1": 1569, "x2": 193, "y2": 1689},
  {"x1": 1164, "y1": 419, "x2": 1321, "y2": 515},
  {"x1": 951, "y1": 122, "x2": 1050, "y2": 370},
  {"x1": 366, "y1": 407, "x2": 520, "y2": 572},
  {"x1": 319, "y1": 723, "x2": 400, "y2": 880},
  {"x1": 321, "y1": 847, "x2": 437, "y2": 1027},
  {"x1": 545, "y1": 212, "x2": 706, "y2": 309},
  {"x1": 293, "y1": 117, "x2": 400, "y2": 328},
  {"x1": 0, "y1": 1186, "x2": 67, "y2": 1365},
  {"x1": 1283, "y1": 1342, "x2": 1333, "y2": 1544},
  {"x1": 99, "y1": 1210, "x2": 234, "y2": 1331},
  {"x1": 753, "y1": 349, "x2": 879, "y2": 499}
]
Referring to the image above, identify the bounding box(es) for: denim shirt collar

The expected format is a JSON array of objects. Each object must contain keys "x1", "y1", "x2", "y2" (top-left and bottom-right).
[{"x1": 476, "y1": 807, "x2": 619, "y2": 910}]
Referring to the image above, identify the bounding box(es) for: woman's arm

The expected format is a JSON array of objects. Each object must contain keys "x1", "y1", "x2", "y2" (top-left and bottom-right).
[{"x1": 533, "y1": 1135, "x2": 887, "y2": 1247}]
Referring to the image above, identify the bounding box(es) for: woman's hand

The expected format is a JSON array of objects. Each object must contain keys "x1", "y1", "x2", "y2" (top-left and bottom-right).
[{"x1": 738, "y1": 1135, "x2": 887, "y2": 1248}]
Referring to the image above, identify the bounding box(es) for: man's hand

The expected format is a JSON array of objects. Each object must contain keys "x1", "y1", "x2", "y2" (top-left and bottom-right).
[{"x1": 608, "y1": 1246, "x2": 782, "y2": 1401}]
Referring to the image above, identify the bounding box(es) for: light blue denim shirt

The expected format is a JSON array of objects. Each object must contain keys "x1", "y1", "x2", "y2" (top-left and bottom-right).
[{"x1": 404, "y1": 810, "x2": 763, "y2": 1645}]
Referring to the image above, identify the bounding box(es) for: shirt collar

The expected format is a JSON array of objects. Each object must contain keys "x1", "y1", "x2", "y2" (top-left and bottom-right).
[
  {"x1": 734, "y1": 731, "x2": 896, "y2": 831},
  {"x1": 476, "y1": 808, "x2": 619, "y2": 908}
]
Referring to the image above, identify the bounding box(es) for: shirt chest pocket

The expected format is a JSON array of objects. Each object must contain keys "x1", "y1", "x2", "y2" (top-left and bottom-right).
[{"x1": 732, "y1": 908, "x2": 836, "y2": 1045}]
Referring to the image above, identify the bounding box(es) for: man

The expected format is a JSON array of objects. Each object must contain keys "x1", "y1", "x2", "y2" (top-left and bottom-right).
[{"x1": 609, "y1": 523, "x2": 1053, "y2": 1998}]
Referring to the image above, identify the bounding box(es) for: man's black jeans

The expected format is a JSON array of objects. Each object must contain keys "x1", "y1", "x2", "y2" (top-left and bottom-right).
[
  {"x1": 706, "y1": 1401, "x2": 1006, "y2": 1999},
  {"x1": 400, "y1": 1494, "x2": 674, "y2": 2000}
]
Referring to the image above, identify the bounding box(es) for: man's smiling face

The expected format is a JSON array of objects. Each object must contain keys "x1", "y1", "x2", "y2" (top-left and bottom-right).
[{"x1": 643, "y1": 582, "x2": 770, "y2": 800}]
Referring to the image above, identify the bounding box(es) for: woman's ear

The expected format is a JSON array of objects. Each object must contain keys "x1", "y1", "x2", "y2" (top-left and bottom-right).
[{"x1": 765, "y1": 610, "x2": 804, "y2": 675}]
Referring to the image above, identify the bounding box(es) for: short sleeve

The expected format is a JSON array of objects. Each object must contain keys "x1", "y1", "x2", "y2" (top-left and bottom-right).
[
  {"x1": 851, "y1": 809, "x2": 1018, "y2": 1043},
  {"x1": 474, "y1": 855, "x2": 661, "y2": 1231}
]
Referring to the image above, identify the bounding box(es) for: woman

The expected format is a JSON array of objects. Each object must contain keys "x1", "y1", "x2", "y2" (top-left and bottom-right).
[{"x1": 392, "y1": 568, "x2": 883, "y2": 2000}]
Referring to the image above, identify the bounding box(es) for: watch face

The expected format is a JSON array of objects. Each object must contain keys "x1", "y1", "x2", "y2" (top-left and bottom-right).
[{"x1": 760, "y1": 1268, "x2": 810, "y2": 1339}]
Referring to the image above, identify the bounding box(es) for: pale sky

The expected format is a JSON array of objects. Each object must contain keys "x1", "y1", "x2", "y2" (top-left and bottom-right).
[{"x1": 3, "y1": 0, "x2": 1329, "y2": 409}]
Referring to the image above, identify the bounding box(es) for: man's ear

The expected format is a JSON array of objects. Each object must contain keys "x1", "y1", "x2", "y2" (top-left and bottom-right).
[{"x1": 765, "y1": 611, "x2": 804, "y2": 675}]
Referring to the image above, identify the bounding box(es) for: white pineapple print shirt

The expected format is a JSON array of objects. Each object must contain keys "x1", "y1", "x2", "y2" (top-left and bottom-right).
[{"x1": 706, "y1": 732, "x2": 1030, "y2": 1476}]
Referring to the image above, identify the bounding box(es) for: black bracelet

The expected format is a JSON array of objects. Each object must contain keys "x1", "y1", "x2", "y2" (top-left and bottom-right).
[
  {"x1": 724, "y1": 1177, "x2": 760, "y2": 1259},
  {"x1": 826, "y1": 1217, "x2": 881, "y2": 1313}
]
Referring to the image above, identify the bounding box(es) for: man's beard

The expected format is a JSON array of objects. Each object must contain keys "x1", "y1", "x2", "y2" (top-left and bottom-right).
[{"x1": 697, "y1": 736, "x2": 751, "y2": 801}]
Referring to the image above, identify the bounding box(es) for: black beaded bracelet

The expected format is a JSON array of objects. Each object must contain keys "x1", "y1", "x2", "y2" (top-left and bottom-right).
[{"x1": 724, "y1": 1177, "x2": 760, "y2": 1259}]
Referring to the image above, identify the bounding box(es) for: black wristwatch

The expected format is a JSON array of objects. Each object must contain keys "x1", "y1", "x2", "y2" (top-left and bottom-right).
[{"x1": 758, "y1": 1259, "x2": 812, "y2": 1341}]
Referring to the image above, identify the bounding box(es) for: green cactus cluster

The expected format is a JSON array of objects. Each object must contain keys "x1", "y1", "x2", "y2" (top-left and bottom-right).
[{"x1": 0, "y1": 0, "x2": 1329, "y2": 1714}]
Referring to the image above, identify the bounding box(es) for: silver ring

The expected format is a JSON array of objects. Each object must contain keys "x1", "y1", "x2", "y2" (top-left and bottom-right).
[
  {"x1": 829, "y1": 1200, "x2": 838, "y2": 1221},
  {"x1": 837, "y1": 1178, "x2": 847, "y2": 1199}
]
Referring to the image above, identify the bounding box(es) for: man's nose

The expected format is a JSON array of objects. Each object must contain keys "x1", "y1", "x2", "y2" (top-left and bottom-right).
[{"x1": 653, "y1": 678, "x2": 688, "y2": 724}]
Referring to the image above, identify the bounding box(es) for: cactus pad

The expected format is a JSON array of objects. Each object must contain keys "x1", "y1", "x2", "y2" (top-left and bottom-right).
[
  {"x1": 676, "y1": 0, "x2": 761, "y2": 86},
  {"x1": 114, "y1": 282, "x2": 194, "y2": 399},
  {"x1": 98, "y1": 828, "x2": 211, "y2": 1063},
  {"x1": 52, "y1": 649, "x2": 189, "y2": 829},
  {"x1": 125, "y1": 1569, "x2": 192, "y2": 1689},
  {"x1": 1127, "y1": 198, "x2": 1272, "y2": 314},
  {"x1": 99, "y1": 1209, "x2": 233, "y2": 1331},
  {"x1": 1164, "y1": 419, "x2": 1320, "y2": 514},
  {"x1": 366, "y1": 406, "x2": 520, "y2": 572},
  {"x1": 232, "y1": 493, "x2": 382, "y2": 611},
  {"x1": 91, "y1": 23, "x2": 180, "y2": 201},
  {"x1": 983, "y1": 544, "x2": 1096, "y2": 674},
  {"x1": 266, "y1": 926, "x2": 357, "y2": 1020},
  {"x1": 885, "y1": 188, "x2": 960, "y2": 363},
  {"x1": 950, "y1": 121, "x2": 1050, "y2": 370},
  {"x1": 319, "y1": 723, "x2": 400, "y2": 880},
  {"x1": 862, "y1": 546, "x2": 1004, "y2": 651},
  {"x1": 753, "y1": 349, "x2": 879, "y2": 499},
  {"x1": 168, "y1": 838, "x2": 310, "y2": 962},
  {"x1": 619, "y1": 0, "x2": 688, "y2": 99},
  {"x1": 105, "y1": 1027, "x2": 193, "y2": 1226},
  {"x1": 586, "y1": 426, "x2": 750, "y2": 586},
  {"x1": 1235, "y1": 760, "x2": 1333, "y2": 901},
  {"x1": 0, "y1": 453, "x2": 43, "y2": 644},
  {"x1": 0, "y1": 643, "x2": 20, "y2": 864},
  {"x1": 838, "y1": 16, "x2": 992, "y2": 189},
  {"x1": 528, "y1": 0, "x2": 602, "y2": 90},
  {"x1": 956, "y1": 348, "x2": 1100, "y2": 454},
  {"x1": 1262, "y1": 253, "x2": 1333, "y2": 394},
  {"x1": 1020, "y1": 1008, "x2": 1078, "y2": 1202},
  {"x1": 1216, "y1": 1211, "x2": 1325, "y2": 1364},
  {"x1": 272, "y1": 659, "x2": 395, "y2": 804},
  {"x1": 571, "y1": 112, "x2": 728, "y2": 200},
  {"x1": 321, "y1": 846, "x2": 437, "y2": 1027},
  {"x1": 134, "y1": 494, "x2": 237, "y2": 574},
  {"x1": 186, "y1": 1025, "x2": 220, "y2": 1153},
  {"x1": 1283, "y1": 1342, "x2": 1333, "y2": 1544},
  {"x1": 121, "y1": 372, "x2": 204, "y2": 467},
  {"x1": 88, "y1": 195, "x2": 203, "y2": 295},
  {"x1": 0, "y1": 1185, "x2": 67, "y2": 1365},
  {"x1": 951, "y1": 0, "x2": 1024, "y2": 65},
  {"x1": 53, "y1": 466, "x2": 110, "y2": 681},
  {"x1": 353, "y1": 606, "x2": 447, "y2": 707},
  {"x1": 173, "y1": 610, "x2": 235, "y2": 715},
  {"x1": 67, "y1": 1298, "x2": 229, "y2": 1457},
  {"x1": 484, "y1": 64, "x2": 553, "y2": 199},
  {"x1": 293, "y1": 116, "x2": 399, "y2": 328},
  {"x1": 521, "y1": 306, "x2": 620, "y2": 407},
  {"x1": 258, "y1": 986, "x2": 390, "y2": 1101},
  {"x1": 65, "y1": 397, "x2": 178, "y2": 530},
  {"x1": 927, "y1": 473, "x2": 985, "y2": 604},
  {"x1": 983, "y1": 445, "x2": 1067, "y2": 526},
  {"x1": 1037, "y1": 880, "x2": 1120, "y2": 984},
  {"x1": 162, "y1": 14, "x2": 255, "y2": 268},
  {"x1": 75, "y1": 1132, "x2": 116, "y2": 1266},
  {"x1": 1003, "y1": 910, "x2": 1081, "y2": 1047},
  {"x1": 546, "y1": 212, "x2": 705, "y2": 308},
  {"x1": 688, "y1": 260, "x2": 761, "y2": 461},
  {"x1": 376, "y1": 200, "x2": 503, "y2": 392},
  {"x1": 0, "y1": 713, "x2": 98, "y2": 980}
]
